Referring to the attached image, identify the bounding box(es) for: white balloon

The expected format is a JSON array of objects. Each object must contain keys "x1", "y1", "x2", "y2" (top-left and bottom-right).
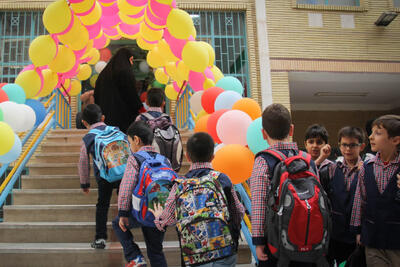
[
  {"x1": 95, "y1": 61, "x2": 107, "y2": 74},
  {"x1": 0, "y1": 101, "x2": 26, "y2": 132},
  {"x1": 189, "y1": 91, "x2": 203, "y2": 114},
  {"x1": 139, "y1": 61, "x2": 150, "y2": 73},
  {"x1": 19, "y1": 104, "x2": 36, "y2": 132}
]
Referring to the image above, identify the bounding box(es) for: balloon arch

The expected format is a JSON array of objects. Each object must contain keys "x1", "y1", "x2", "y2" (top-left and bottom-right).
[{"x1": 0, "y1": 0, "x2": 269, "y2": 183}]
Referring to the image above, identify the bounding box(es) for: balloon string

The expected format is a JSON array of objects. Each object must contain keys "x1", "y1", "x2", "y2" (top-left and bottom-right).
[
  {"x1": 176, "y1": 80, "x2": 187, "y2": 101},
  {"x1": 60, "y1": 83, "x2": 72, "y2": 104}
]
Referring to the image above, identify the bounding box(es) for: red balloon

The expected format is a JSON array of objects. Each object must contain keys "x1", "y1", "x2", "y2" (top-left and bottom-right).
[
  {"x1": 201, "y1": 86, "x2": 224, "y2": 114},
  {"x1": 140, "y1": 91, "x2": 147, "y2": 102},
  {"x1": 207, "y1": 109, "x2": 228, "y2": 143},
  {"x1": 0, "y1": 88, "x2": 9, "y2": 103},
  {"x1": 99, "y1": 48, "x2": 112, "y2": 62},
  {"x1": 0, "y1": 83, "x2": 6, "y2": 89}
]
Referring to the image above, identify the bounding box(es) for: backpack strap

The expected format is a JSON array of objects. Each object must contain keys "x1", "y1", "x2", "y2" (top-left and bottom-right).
[{"x1": 140, "y1": 112, "x2": 155, "y2": 121}]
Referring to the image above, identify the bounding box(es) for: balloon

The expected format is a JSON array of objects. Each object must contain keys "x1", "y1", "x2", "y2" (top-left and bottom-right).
[
  {"x1": 163, "y1": 29, "x2": 187, "y2": 59},
  {"x1": 90, "y1": 74, "x2": 99, "y2": 87},
  {"x1": 210, "y1": 65, "x2": 224, "y2": 82},
  {"x1": 0, "y1": 134, "x2": 22, "y2": 164},
  {"x1": 38, "y1": 69, "x2": 58, "y2": 98},
  {"x1": 232, "y1": 98, "x2": 261, "y2": 120},
  {"x1": 157, "y1": 39, "x2": 179, "y2": 63},
  {"x1": 0, "y1": 88, "x2": 9, "y2": 103},
  {"x1": 76, "y1": 64, "x2": 92, "y2": 80},
  {"x1": 15, "y1": 70, "x2": 42, "y2": 99},
  {"x1": 207, "y1": 109, "x2": 228, "y2": 143},
  {"x1": 140, "y1": 23, "x2": 163, "y2": 42},
  {"x1": 2, "y1": 84, "x2": 26, "y2": 104},
  {"x1": 25, "y1": 99, "x2": 46, "y2": 127},
  {"x1": 216, "y1": 110, "x2": 252, "y2": 146},
  {"x1": 189, "y1": 91, "x2": 203, "y2": 114},
  {"x1": 247, "y1": 118, "x2": 269, "y2": 154},
  {"x1": 198, "y1": 41, "x2": 215, "y2": 67},
  {"x1": 20, "y1": 104, "x2": 36, "y2": 132},
  {"x1": 146, "y1": 48, "x2": 165, "y2": 68},
  {"x1": 117, "y1": 0, "x2": 145, "y2": 16},
  {"x1": 95, "y1": 61, "x2": 107, "y2": 73},
  {"x1": 42, "y1": 0, "x2": 73, "y2": 34},
  {"x1": 137, "y1": 36, "x2": 156, "y2": 51},
  {"x1": 182, "y1": 41, "x2": 209, "y2": 73},
  {"x1": 212, "y1": 144, "x2": 254, "y2": 184},
  {"x1": 216, "y1": 76, "x2": 244, "y2": 95},
  {"x1": 166, "y1": 9, "x2": 196, "y2": 39},
  {"x1": 68, "y1": 79, "x2": 82, "y2": 96},
  {"x1": 201, "y1": 86, "x2": 224, "y2": 114},
  {"x1": 152, "y1": 80, "x2": 164, "y2": 89},
  {"x1": 214, "y1": 143, "x2": 225, "y2": 154},
  {"x1": 164, "y1": 61, "x2": 177, "y2": 79},
  {"x1": 57, "y1": 15, "x2": 89, "y2": 51},
  {"x1": 86, "y1": 21, "x2": 102, "y2": 39},
  {"x1": 139, "y1": 61, "x2": 150, "y2": 73},
  {"x1": 29, "y1": 35, "x2": 57, "y2": 67},
  {"x1": 87, "y1": 48, "x2": 100, "y2": 65},
  {"x1": 214, "y1": 90, "x2": 242, "y2": 111},
  {"x1": 165, "y1": 84, "x2": 178, "y2": 100},
  {"x1": 0, "y1": 101, "x2": 25, "y2": 132},
  {"x1": 188, "y1": 71, "x2": 205, "y2": 92},
  {"x1": 70, "y1": 0, "x2": 95, "y2": 14},
  {"x1": 0, "y1": 107, "x2": 2, "y2": 121},
  {"x1": 49, "y1": 45, "x2": 76, "y2": 73},
  {"x1": 194, "y1": 114, "x2": 210, "y2": 133},
  {"x1": 203, "y1": 78, "x2": 215, "y2": 90},
  {"x1": 79, "y1": 2, "x2": 102, "y2": 25},
  {"x1": 155, "y1": 68, "x2": 169, "y2": 84},
  {"x1": 0, "y1": 122, "x2": 16, "y2": 156},
  {"x1": 195, "y1": 109, "x2": 208, "y2": 122},
  {"x1": 176, "y1": 61, "x2": 189, "y2": 82}
]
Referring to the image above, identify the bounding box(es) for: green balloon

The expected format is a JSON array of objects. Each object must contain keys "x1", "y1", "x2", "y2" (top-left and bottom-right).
[
  {"x1": 0, "y1": 107, "x2": 3, "y2": 121},
  {"x1": 152, "y1": 80, "x2": 164, "y2": 89}
]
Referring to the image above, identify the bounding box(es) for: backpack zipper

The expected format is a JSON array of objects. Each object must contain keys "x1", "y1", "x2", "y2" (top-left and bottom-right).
[{"x1": 304, "y1": 199, "x2": 311, "y2": 245}]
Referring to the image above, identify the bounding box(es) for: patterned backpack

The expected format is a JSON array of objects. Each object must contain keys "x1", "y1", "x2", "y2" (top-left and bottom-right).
[
  {"x1": 89, "y1": 126, "x2": 130, "y2": 183},
  {"x1": 174, "y1": 171, "x2": 234, "y2": 266}
]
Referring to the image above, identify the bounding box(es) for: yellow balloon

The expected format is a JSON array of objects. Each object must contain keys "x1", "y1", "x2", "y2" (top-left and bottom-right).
[
  {"x1": 137, "y1": 37, "x2": 156, "y2": 51},
  {"x1": 144, "y1": 13, "x2": 165, "y2": 30},
  {"x1": 117, "y1": 0, "x2": 145, "y2": 16},
  {"x1": 29, "y1": 35, "x2": 57, "y2": 67},
  {"x1": 140, "y1": 23, "x2": 163, "y2": 42},
  {"x1": 57, "y1": 16, "x2": 89, "y2": 51},
  {"x1": 195, "y1": 109, "x2": 208, "y2": 122},
  {"x1": 165, "y1": 84, "x2": 178, "y2": 100},
  {"x1": 49, "y1": 45, "x2": 76, "y2": 73},
  {"x1": 38, "y1": 69, "x2": 58, "y2": 97},
  {"x1": 15, "y1": 70, "x2": 42, "y2": 99},
  {"x1": 164, "y1": 61, "x2": 177, "y2": 79},
  {"x1": 155, "y1": 68, "x2": 169, "y2": 84},
  {"x1": 199, "y1": 41, "x2": 215, "y2": 67},
  {"x1": 42, "y1": 0, "x2": 72, "y2": 34},
  {"x1": 211, "y1": 65, "x2": 224, "y2": 82},
  {"x1": 203, "y1": 78, "x2": 215, "y2": 90},
  {"x1": 157, "y1": 0, "x2": 173, "y2": 4},
  {"x1": 76, "y1": 64, "x2": 92, "y2": 81},
  {"x1": 0, "y1": 121, "x2": 15, "y2": 156},
  {"x1": 177, "y1": 61, "x2": 190, "y2": 82},
  {"x1": 69, "y1": 80, "x2": 82, "y2": 96},
  {"x1": 158, "y1": 39, "x2": 179, "y2": 63},
  {"x1": 90, "y1": 74, "x2": 99, "y2": 87},
  {"x1": 166, "y1": 9, "x2": 196, "y2": 39},
  {"x1": 79, "y1": 2, "x2": 102, "y2": 26},
  {"x1": 182, "y1": 41, "x2": 209, "y2": 73},
  {"x1": 70, "y1": 0, "x2": 95, "y2": 14},
  {"x1": 119, "y1": 12, "x2": 144, "y2": 25},
  {"x1": 87, "y1": 49, "x2": 100, "y2": 65},
  {"x1": 146, "y1": 48, "x2": 165, "y2": 68}
]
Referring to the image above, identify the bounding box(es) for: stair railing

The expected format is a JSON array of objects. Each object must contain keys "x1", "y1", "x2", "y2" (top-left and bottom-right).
[
  {"x1": 175, "y1": 82, "x2": 195, "y2": 130},
  {"x1": 0, "y1": 88, "x2": 71, "y2": 221}
]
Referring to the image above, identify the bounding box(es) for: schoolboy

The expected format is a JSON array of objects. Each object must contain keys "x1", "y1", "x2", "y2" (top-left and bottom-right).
[
  {"x1": 135, "y1": 87, "x2": 173, "y2": 123},
  {"x1": 250, "y1": 103, "x2": 315, "y2": 267},
  {"x1": 350, "y1": 115, "x2": 400, "y2": 267},
  {"x1": 320, "y1": 126, "x2": 366, "y2": 266},
  {"x1": 150, "y1": 132, "x2": 245, "y2": 267},
  {"x1": 112, "y1": 121, "x2": 168, "y2": 267},
  {"x1": 78, "y1": 104, "x2": 122, "y2": 249},
  {"x1": 304, "y1": 124, "x2": 333, "y2": 170}
]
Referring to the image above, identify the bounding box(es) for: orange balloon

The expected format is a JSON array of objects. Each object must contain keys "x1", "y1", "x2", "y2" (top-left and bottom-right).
[
  {"x1": 232, "y1": 98, "x2": 262, "y2": 120},
  {"x1": 194, "y1": 114, "x2": 210, "y2": 133},
  {"x1": 212, "y1": 144, "x2": 255, "y2": 184}
]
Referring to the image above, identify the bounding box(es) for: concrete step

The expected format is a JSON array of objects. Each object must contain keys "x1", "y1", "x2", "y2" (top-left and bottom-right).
[
  {"x1": 21, "y1": 175, "x2": 97, "y2": 189},
  {"x1": 11, "y1": 189, "x2": 117, "y2": 205},
  {"x1": 0, "y1": 242, "x2": 251, "y2": 267},
  {"x1": 41, "y1": 142, "x2": 82, "y2": 153},
  {"x1": 27, "y1": 163, "x2": 92, "y2": 176},
  {"x1": 45, "y1": 134, "x2": 86, "y2": 143},
  {"x1": 30, "y1": 152, "x2": 81, "y2": 164},
  {"x1": 50, "y1": 129, "x2": 88, "y2": 135},
  {"x1": 0, "y1": 222, "x2": 178, "y2": 243}
]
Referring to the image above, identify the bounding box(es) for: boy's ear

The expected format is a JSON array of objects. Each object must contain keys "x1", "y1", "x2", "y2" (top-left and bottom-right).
[
  {"x1": 391, "y1": 136, "x2": 400, "y2": 147},
  {"x1": 101, "y1": 115, "x2": 105, "y2": 122},
  {"x1": 360, "y1": 143, "x2": 366, "y2": 152},
  {"x1": 185, "y1": 151, "x2": 192, "y2": 163},
  {"x1": 161, "y1": 101, "x2": 165, "y2": 108},
  {"x1": 289, "y1": 124, "x2": 294, "y2": 137},
  {"x1": 261, "y1": 128, "x2": 268, "y2": 140},
  {"x1": 82, "y1": 120, "x2": 90, "y2": 129}
]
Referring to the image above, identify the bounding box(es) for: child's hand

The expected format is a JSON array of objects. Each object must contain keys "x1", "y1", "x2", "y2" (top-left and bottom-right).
[
  {"x1": 357, "y1": 161, "x2": 363, "y2": 171},
  {"x1": 356, "y1": 234, "x2": 362, "y2": 246},
  {"x1": 397, "y1": 174, "x2": 400, "y2": 189},
  {"x1": 320, "y1": 144, "x2": 331, "y2": 159},
  {"x1": 148, "y1": 202, "x2": 164, "y2": 218},
  {"x1": 119, "y1": 217, "x2": 129, "y2": 232},
  {"x1": 82, "y1": 188, "x2": 90, "y2": 194},
  {"x1": 256, "y1": 245, "x2": 268, "y2": 261}
]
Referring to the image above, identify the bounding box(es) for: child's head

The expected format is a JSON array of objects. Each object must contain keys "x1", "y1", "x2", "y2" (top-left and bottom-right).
[
  {"x1": 261, "y1": 103, "x2": 292, "y2": 141},
  {"x1": 186, "y1": 132, "x2": 214, "y2": 163},
  {"x1": 370, "y1": 115, "x2": 400, "y2": 153},
  {"x1": 146, "y1": 88, "x2": 165, "y2": 108},
  {"x1": 126, "y1": 121, "x2": 154, "y2": 152},
  {"x1": 338, "y1": 126, "x2": 366, "y2": 163},
  {"x1": 81, "y1": 104, "x2": 104, "y2": 128},
  {"x1": 304, "y1": 124, "x2": 329, "y2": 160}
]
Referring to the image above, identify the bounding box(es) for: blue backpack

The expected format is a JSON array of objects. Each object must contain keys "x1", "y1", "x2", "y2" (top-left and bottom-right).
[
  {"x1": 131, "y1": 151, "x2": 177, "y2": 227},
  {"x1": 89, "y1": 126, "x2": 130, "y2": 183}
]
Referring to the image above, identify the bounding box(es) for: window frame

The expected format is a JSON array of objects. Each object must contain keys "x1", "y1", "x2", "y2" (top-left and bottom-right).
[{"x1": 292, "y1": 0, "x2": 368, "y2": 12}]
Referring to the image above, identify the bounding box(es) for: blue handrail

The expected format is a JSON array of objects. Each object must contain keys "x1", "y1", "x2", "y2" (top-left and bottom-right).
[{"x1": 175, "y1": 84, "x2": 195, "y2": 130}]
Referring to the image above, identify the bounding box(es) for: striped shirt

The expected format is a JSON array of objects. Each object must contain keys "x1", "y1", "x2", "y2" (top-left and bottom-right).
[
  {"x1": 350, "y1": 152, "x2": 400, "y2": 228},
  {"x1": 328, "y1": 157, "x2": 363, "y2": 191},
  {"x1": 135, "y1": 107, "x2": 164, "y2": 122}
]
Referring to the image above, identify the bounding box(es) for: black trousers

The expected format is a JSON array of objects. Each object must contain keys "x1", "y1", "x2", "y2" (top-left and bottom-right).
[{"x1": 327, "y1": 239, "x2": 356, "y2": 266}]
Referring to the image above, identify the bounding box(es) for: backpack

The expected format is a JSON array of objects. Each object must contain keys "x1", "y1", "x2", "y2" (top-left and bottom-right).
[
  {"x1": 89, "y1": 126, "x2": 130, "y2": 183},
  {"x1": 174, "y1": 171, "x2": 234, "y2": 266},
  {"x1": 258, "y1": 149, "x2": 331, "y2": 267},
  {"x1": 131, "y1": 150, "x2": 178, "y2": 227},
  {"x1": 140, "y1": 112, "x2": 183, "y2": 172}
]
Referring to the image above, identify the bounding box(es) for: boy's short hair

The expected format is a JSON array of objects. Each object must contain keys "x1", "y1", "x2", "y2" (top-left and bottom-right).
[
  {"x1": 187, "y1": 132, "x2": 214, "y2": 163},
  {"x1": 262, "y1": 103, "x2": 291, "y2": 140},
  {"x1": 126, "y1": 121, "x2": 154, "y2": 145},
  {"x1": 338, "y1": 126, "x2": 365, "y2": 144},
  {"x1": 305, "y1": 124, "x2": 329, "y2": 144},
  {"x1": 147, "y1": 88, "x2": 165, "y2": 107},
  {"x1": 372, "y1": 115, "x2": 400, "y2": 138},
  {"x1": 82, "y1": 104, "x2": 102, "y2": 125}
]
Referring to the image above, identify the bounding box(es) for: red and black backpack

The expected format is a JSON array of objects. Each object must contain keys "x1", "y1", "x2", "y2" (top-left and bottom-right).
[{"x1": 258, "y1": 149, "x2": 331, "y2": 267}]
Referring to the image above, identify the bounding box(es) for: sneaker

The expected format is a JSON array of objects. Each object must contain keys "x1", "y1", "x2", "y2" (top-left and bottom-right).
[
  {"x1": 91, "y1": 238, "x2": 106, "y2": 249},
  {"x1": 125, "y1": 255, "x2": 146, "y2": 267}
]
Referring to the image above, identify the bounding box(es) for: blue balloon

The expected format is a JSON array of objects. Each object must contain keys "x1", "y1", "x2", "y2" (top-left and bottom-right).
[
  {"x1": 215, "y1": 76, "x2": 244, "y2": 95},
  {"x1": 0, "y1": 134, "x2": 22, "y2": 164},
  {"x1": 2, "y1": 83, "x2": 26, "y2": 104},
  {"x1": 246, "y1": 117, "x2": 269, "y2": 154},
  {"x1": 25, "y1": 99, "x2": 46, "y2": 127},
  {"x1": 214, "y1": 91, "x2": 242, "y2": 111}
]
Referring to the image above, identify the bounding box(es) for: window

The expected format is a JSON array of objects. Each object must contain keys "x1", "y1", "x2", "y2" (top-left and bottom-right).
[
  {"x1": 0, "y1": 11, "x2": 46, "y2": 83},
  {"x1": 188, "y1": 11, "x2": 250, "y2": 96},
  {"x1": 297, "y1": 0, "x2": 359, "y2": 6},
  {"x1": 394, "y1": 0, "x2": 400, "y2": 7}
]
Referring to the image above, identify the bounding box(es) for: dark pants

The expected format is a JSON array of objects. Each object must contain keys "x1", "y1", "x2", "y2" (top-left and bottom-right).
[
  {"x1": 76, "y1": 112, "x2": 85, "y2": 129},
  {"x1": 327, "y1": 239, "x2": 356, "y2": 266},
  {"x1": 112, "y1": 214, "x2": 167, "y2": 266},
  {"x1": 257, "y1": 245, "x2": 315, "y2": 267},
  {"x1": 95, "y1": 178, "x2": 120, "y2": 240}
]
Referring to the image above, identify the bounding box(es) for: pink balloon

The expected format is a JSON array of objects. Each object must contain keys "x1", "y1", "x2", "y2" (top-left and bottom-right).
[
  {"x1": 57, "y1": 10, "x2": 74, "y2": 35},
  {"x1": 126, "y1": 0, "x2": 147, "y2": 7},
  {"x1": 21, "y1": 64, "x2": 35, "y2": 73},
  {"x1": 69, "y1": 0, "x2": 84, "y2": 3},
  {"x1": 188, "y1": 71, "x2": 205, "y2": 92},
  {"x1": 145, "y1": 6, "x2": 166, "y2": 26},
  {"x1": 119, "y1": 23, "x2": 140, "y2": 36},
  {"x1": 216, "y1": 110, "x2": 252, "y2": 146},
  {"x1": 103, "y1": 27, "x2": 119, "y2": 36},
  {"x1": 101, "y1": 14, "x2": 120, "y2": 28},
  {"x1": 172, "y1": 0, "x2": 177, "y2": 8},
  {"x1": 101, "y1": 2, "x2": 119, "y2": 16},
  {"x1": 93, "y1": 34, "x2": 108, "y2": 49},
  {"x1": 74, "y1": 0, "x2": 96, "y2": 16},
  {"x1": 204, "y1": 67, "x2": 215, "y2": 81},
  {"x1": 85, "y1": 21, "x2": 102, "y2": 39},
  {"x1": 63, "y1": 62, "x2": 80, "y2": 78},
  {"x1": 173, "y1": 81, "x2": 182, "y2": 93},
  {"x1": 149, "y1": 0, "x2": 172, "y2": 19},
  {"x1": 56, "y1": 74, "x2": 65, "y2": 89},
  {"x1": 163, "y1": 29, "x2": 187, "y2": 59},
  {"x1": 98, "y1": 0, "x2": 115, "y2": 3}
]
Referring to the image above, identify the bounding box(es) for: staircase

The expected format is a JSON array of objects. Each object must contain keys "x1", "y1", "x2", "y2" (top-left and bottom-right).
[{"x1": 0, "y1": 128, "x2": 251, "y2": 267}]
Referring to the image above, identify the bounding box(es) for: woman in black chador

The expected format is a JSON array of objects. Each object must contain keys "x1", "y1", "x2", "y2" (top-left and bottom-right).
[{"x1": 94, "y1": 47, "x2": 143, "y2": 133}]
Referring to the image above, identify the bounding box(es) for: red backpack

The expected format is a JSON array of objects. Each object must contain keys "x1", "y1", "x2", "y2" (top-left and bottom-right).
[{"x1": 258, "y1": 149, "x2": 331, "y2": 267}]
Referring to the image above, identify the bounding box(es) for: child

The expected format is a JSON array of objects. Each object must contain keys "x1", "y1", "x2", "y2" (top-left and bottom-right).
[
  {"x1": 350, "y1": 115, "x2": 400, "y2": 266},
  {"x1": 321, "y1": 126, "x2": 366, "y2": 266},
  {"x1": 150, "y1": 132, "x2": 245, "y2": 267},
  {"x1": 112, "y1": 121, "x2": 168, "y2": 267},
  {"x1": 78, "y1": 104, "x2": 125, "y2": 249},
  {"x1": 135, "y1": 87, "x2": 171, "y2": 123},
  {"x1": 250, "y1": 104, "x2": 319, "y2": 267}
]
